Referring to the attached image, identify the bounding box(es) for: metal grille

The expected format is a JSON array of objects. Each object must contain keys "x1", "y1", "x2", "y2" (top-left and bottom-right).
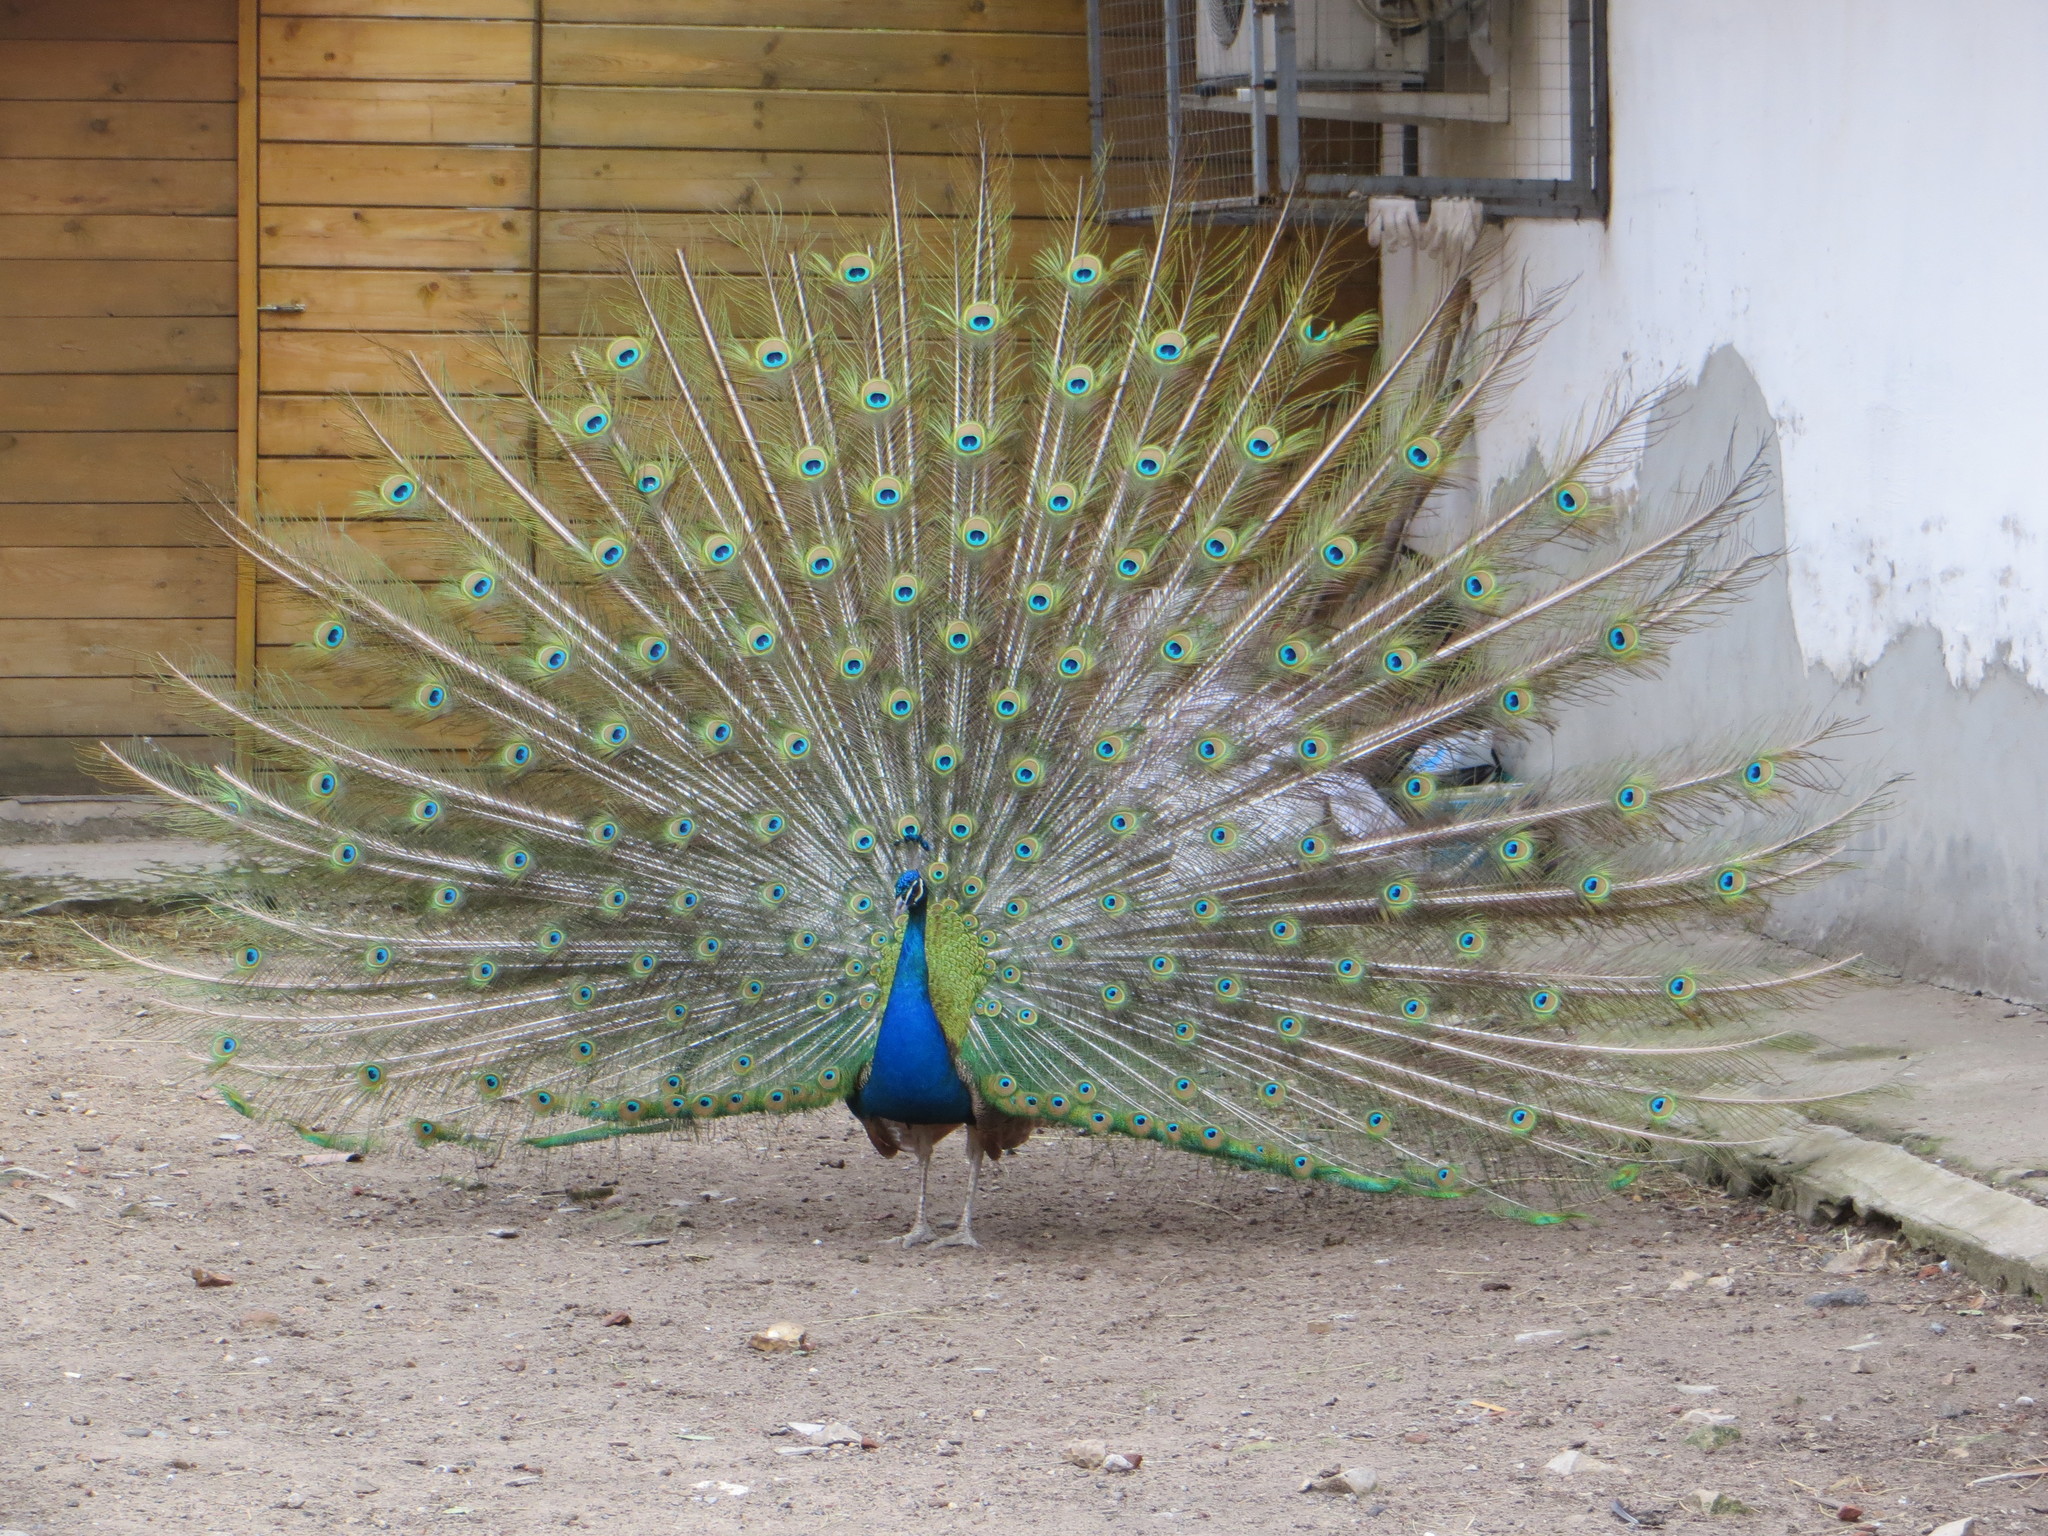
[{"x1": 1089, "y1": 0, "x2": 1604, "y2": 222}]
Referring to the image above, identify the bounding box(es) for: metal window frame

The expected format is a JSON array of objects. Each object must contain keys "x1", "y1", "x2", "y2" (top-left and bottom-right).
[{"x1": 1089, "y1": 0, "x2": 1608, "y2": 223}]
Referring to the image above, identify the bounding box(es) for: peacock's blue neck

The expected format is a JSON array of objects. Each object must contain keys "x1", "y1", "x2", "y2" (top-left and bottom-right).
[{"x1": 850, "y1": 902, "x2": 972, "y2": 1126}]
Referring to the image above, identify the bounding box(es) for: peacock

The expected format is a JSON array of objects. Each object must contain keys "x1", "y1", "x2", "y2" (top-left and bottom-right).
[{"x1": 98, "y1": 155, "x2": 1871, "y2": 1244}]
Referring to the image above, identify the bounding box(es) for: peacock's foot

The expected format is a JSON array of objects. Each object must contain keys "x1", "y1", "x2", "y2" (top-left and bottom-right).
[
  {"x1": 933, "y1": 1225, "x2": 980, "y2": 1249},
  {"x1": 894, "y1": 1223, "x2": 935, "y2": 1248}
]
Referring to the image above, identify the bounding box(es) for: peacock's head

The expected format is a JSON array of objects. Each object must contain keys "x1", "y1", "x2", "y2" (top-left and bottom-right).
[{"x1": 895, "y1": 831, "x2": 933, "y2": 914}]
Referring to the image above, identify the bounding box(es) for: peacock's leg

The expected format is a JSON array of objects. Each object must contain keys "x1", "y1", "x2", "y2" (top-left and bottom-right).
[
  {"x1": 933, "y1": 1134, "x2": 983, "y2": 1249},
  {"x1": 895, "y1": 1128, "x2": 937, "y2": 1247}
]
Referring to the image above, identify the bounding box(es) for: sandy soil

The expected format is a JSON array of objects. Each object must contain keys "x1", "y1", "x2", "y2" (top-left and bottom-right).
[{"x1": 2, "y1": 965, "x2": 2046, "y2": 1536}]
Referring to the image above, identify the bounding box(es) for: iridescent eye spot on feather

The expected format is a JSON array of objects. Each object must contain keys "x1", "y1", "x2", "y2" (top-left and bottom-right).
[
  {"x1": 672, "y1": 889, "x2": 701, "y2": 913},
  {"x1": 533, "y1": 927, "x2": 564, "y2": 952},
  {"x1": 432, "y1": 885, "x2": 464, "y2": 909},
  {"x1": 836, "y1": 251, "x2": 875, "y2": 285},
  {"x1": 1275, "y1": 1014, "x2": 1304, "y2": 1039},
  {"x1": 1259, "y1": 1081, "x2": 1286, "y2": 1106},
  {"x1": 605, "y1": 336, "x2": 644, "y2": 370},
  {"x1": 1333, "y1": 956, "x2": 1363, "y2": 980},
  {"x1": 379, "y1": 473, "x2": 416, "y2": 507},
  {"x1": 952, "y1": 420, "x2": 988, "y2": 455},
  {"x1": 632, "y1": 635, "x2": 668, "y2": 666},
  {"x1": 1320, "y1": 535, "x2": 1358, "y2": 569},
  {"x1": 1129, "y1": 446, "x2": 1167, "y2": 479},
  {"x1": 1504, "y1": 1104, "x2": 1538, "y2": 1135},
  {"x1": 833, "y1": 645, "x2": 870, "y2": 680},
  {"x1": 694, "y1": 936, "x2": 722, "y2": 959},
  {"x1": 744, "y1": 623, "x2": 777, "y2": 655},
  {"x1": 330, "y1": 841, "x2": 359, "y2": 868},
  {"x1": 793, "y1": 445, "x2": 830, "y2": 479},
  {"x1": 1022, "y1": 581, "x2": 1057, "y2": 615},
  {"x1": 858, "y1": 377, "x2": 894, "y2": 412},
  {"x1": 1057, "y1": 644, "x2": 1094, "y2": 677},
  {"x1": 315, "y1": 619, "x2": 348, "y2": 650},
  {"x1": 1060, "y1": 363, "x2": 1095, "y2": 398},
  {"x1": 1241, "y1": 424, "x2": 1280, "y2": 460},
  {"x1": 1381, "y1": 646, "x2": 1418, "y2": 675},
  {"x1": 500, "y1": 847, "x2": 530, "y2": 874},
  {"x1": 1553, "y1": 480, "x2": 1588, "y2": 516},
  {"x1": 1664, "y1": 974, "x2": 1697, "y2": 1002},
  {"x1": 1578, "y1": 873, "x2": 1611, "y2": 901},
  {"x1": 1207, "y1": 822, "x2": 1238, "y2": 848},
  {"x1": 1299, "y1": 317, "x2": 1333, "y2": 344},
  {"x1": 889, "y1": 573, "x2": 920, "y2": 606},
  {"x1": 927, "y1": 743, "x2": 959, "y2": 775},
  {"x1": 1499, "y1": 685, "x2": 1532, "y2": 716},
  {"x1": 1381, "y1": 878, "x2": 1414, "y2": 910},
  {"x1": 753, "y1": 337, "x2": 792, "y2": 373},
  {"x1": 1399, "y1": 772, "x2": 1436, "y2": 803},
  {"x1": 698, "y1": 718, "x2": 735, "y2": 749},
  {"x1": 1214, "y1": 975, "x2": 1241, "y2": 998},
  {"x1": 364, "y1": 944, "x2": 393, "y2": 970},
  {"x1": 232, "y1": 944, "x2": 263, "y2": 972},
  {"x1": 1645, "y1": 1092, "x2": 1676, "y2": 1120},
  {"x1": 1189, "y1": 896, "x2": 1222, "y2": 922},
  {"x1": 758, "y1": 881, "x2": 788, "y2": 907},
  {"x1": 537, "y1": 642, "x2": 571, "y2": 673},
  {"x1": 780, "y1": 731, "x2": 813, "y2": 761},
  {"x1": 1743, "y1": 757, "x2": 1775, "y2": 788},
  {"x1": 868, "y1": 475, "x2": 905, "y2": 510},
  {"x1": 1105, "y1": 809, "x2": 1139, "y2": 835},
  {"x1": 738, "y1": 979, "x2": 762, "y2": 1001},
  {"x1": 1715, "y1": 866, "x2": 1747, "y2": 896},
  {"x1": 1147, "y1": 954, "x2": 1177, "y2": 978},
  {"x1": 957, "y1": 516, "x2": 995, "y2": 551},
  {"x1": 585, "y1": 816, "x2": 620, "y2": 845},
  {"x1": 1462, "y1": 569, "x2": 1497, "y2": 600},
  {"x1": 884, "y1": 688, "x2": 915, "y2": 720},
  {"x1": 500, "y1": 740, "x2": 533, "y2": 770},
  {"x1": 1114, "y1": 547, "x2": 1150, "y2": 580},
  {"x1": 1402, "y1": 435, "x2": 1442, "y2": 473},
  {"x1": 959, "y1": 301, "x2": 1001, "y2": 335},
  {"x1": 1605, "y1": 621, "x2": 1640, "y2": 655},
  {"x1": 359, "y1": 1063, "x2": 386, "y2": 1087},
  {"x1": 801, "y1": 545, "x2": 838, "y2": 579},
  {"x1": 754, "y1": 812, "x2": 787, "y2": 839},
  {"x1": 409, "y1": 796, "x2": 443, "y2": 826},
  {"x1": 941, "y1": 621, "x2": 976, "y2": 653},
  {"x1": 1454, "y1": 928, "x2": 1485, "y2": 954},
  {"x1": 792, "y1": 931, "x2": 819, "y2": 952},
  {"x1": 1150, "y1": 329, "x2": 1188, "y2": 363},
  {"x1": 1365, "y1": 1109, "x2": 1392, "y2": 1136},
  {"x1": 1296, "y1": 733, "x2": 1331, "y2": 763},
  {"x1": 601, "y1": 886, "x2": 630, "y2": 911},
  {"x1": 1614, "y1": 781, "x2": 1649, "y2": 812},
  {"x1": 1043, "y1": 481, "x2": 1079, "y2": 515},
  {"x1": 307, "y1": 769, "x2": 339, "y2": 800},
  {"x1": 1275, "y1": 636, "x2": 1314, "y2": 670},
  {"x1": 1064, "y1": 252, "x2": 1103, "y2": 287},
  {"x1": 469, "y1": 959, "x2": 497, "y2": 986},
  {"x1": 1199, "y1": 526, "x2": 1239, "y2": 562},
  {"x1": 1100, "y1": 984, "x2": 1126, "y2": 1007},
  {"x1": 1528, "y1": 988, "x2": 1561, "y2": 1016},
  {"x1": 1269, "y1": 918, "x2": 1301, "y2": 944},
  {"x1": 1093, "y1": 733, "x2": 1128, "y2": 763},
  {"x1": 1099, "y1": 891, "x2": 1129, "y2": 915},
  {"x1": 1170, "y1": 1077, "x2": 1197, "y2": 1100},
  {"x1": 460, "y1": 569, "x2": 495, "y2": 600},
  {"x1": 947, "y1": 813, "x2": 975, "y2": 841},
  {"x1": 1160, "y1": 631, "x2": 1199, "y2": 664},
  {"x1": 1014, "y1": 1005, "x2": 1037, "y2": 1025},
  {"x1": 573, "y1": 403, "x2": 610, "y2": 436},
  {"x1": 1010, "y1": 757, "x2": 1044, "y2": 788},
  {"x1": 989, "y1": 687, "x2": 1025, "y2": 720},
  {"x1": 1045, "y1": 931, "x2": 1070, "y2": 952},
  {"x1": 589, "y1": 536, "x2": 627, "y2": 569},
  {"x1": 595, "y1": 720, "x2": 631, "y2": 751},
  {"x1": 1193, "y1": 735, "x2": 1231, "y2": 765},
  {"x1": 1014, "y1": 836, "x2": 1043, "y2": 863},
  {"x1": 701, "y1": 532, "x2": 738, "y2": 566},
  {"x1": 847, "y1": 826, "x2": 878, "y2": 853},
  {"x1": 1003, "y1": 898, "x2": 1029, "y2": 919},
  {"x1": 893, "y1": 814, "x2": 921, "y2": 841}
]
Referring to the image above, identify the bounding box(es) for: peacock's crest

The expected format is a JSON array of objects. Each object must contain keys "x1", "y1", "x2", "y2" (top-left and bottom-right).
[{"x1": 100, "y1": 154, "x2": 1874, "y2": 1223}]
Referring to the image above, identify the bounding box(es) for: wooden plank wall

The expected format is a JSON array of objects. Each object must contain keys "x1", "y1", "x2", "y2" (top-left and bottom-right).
[
  {"x1": 0, "y1": 0, "x2": 241, "y2": 794},
  {"x1": 254, "y1": 0, "x2": 1091, "y2": 678}
]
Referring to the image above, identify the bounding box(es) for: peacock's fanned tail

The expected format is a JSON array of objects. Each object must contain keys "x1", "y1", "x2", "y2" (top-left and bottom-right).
[{"x1": 100, "y1": 156, "x2": 1875, "y2": 1220}]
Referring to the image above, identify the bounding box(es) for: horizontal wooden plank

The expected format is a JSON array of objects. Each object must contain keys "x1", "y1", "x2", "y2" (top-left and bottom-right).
[
  {"x1": 0, "y1": 259, "x2": 234, "y2": 318},
  {"x1": 548, "y1": 0, "x2": 1082, "y2": 30},
  {"x1": 0, "y1": 159, "x2": 236, "y2": 218},
  {"x1": 539, "y1": 147, "x2": 1075, "y2": 216},
  {"x1": 541, "y1": 85, "x2": 1086, "y2": 156},
  {"x1": 0, "y1": 616, "x2": 235, "y2": 677},
  {"x1": 259, "y1": 204, "x2": 531, "y2": 269},
  {"x1": 0, "y1": 101, "x2": 234, "y2": 160},
  {"x1": 544, "y1": 25, "x2": 1086, "y2": 93},
  {"x1": 0, "y1": 675, "x2": 224, "y2": 735},
  {"x1": 260, "y1": 80, "x2": 534, "y2": 146},
  {"x1": 0, "y1": 376, "x2": 234, "y2": 433},
  {"x1": 0, "y1": 545, "x2": 233, "y2": 620},
  {"x1": 258, "y1": 329, "x2": 516, "y2": 395},
  {"x1": 263, "y1": 0, "x2": 531, "y2": 15},
  {"x1": 259, "y1": 267, "x2": 530, "y2": 331},
  {"x1": 261, "y1": 142, "x2": 533, "y2": 208},
  {"x1": 4, "y1": 316, "x2": 236, "y2": 373},
  {"x1": 536, "y1": 210, "x2": 1119, "y2": 273},
  {"x1": 0, "y1": 735, "x2": 225, "y2": 796},
  {"x1": 261, "y1": 16, "x2": 533, "y2": 81},
  {"x1": 260, "y1": 393, "x2": 527, "y2": 458},
  {"x1": 0, "y1": 0, "x2": 237, "y2": 41},
  {"x1": 0, "y1": 430, "x2": 233, "y2": 503},
  {"x1": 0, "y1": 213, "x2": 233, "y2": 260},
  {"x1": 0, "y1": 41, "x2": 235, "y2": 102},
  {"x1": 259, "y1": 585, "x2": 522, "y2": 648},
  {"x1": 0, "y1": 505, "x2": 226, "y2": 546},
  {"x1": 258, "y1": 456, "x2": 419, "y2": 512}
]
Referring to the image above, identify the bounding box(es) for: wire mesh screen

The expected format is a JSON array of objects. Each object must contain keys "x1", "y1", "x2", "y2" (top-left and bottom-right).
[{"x1": 1090, "y1": 0, "x2": 1603, "y2": 222}]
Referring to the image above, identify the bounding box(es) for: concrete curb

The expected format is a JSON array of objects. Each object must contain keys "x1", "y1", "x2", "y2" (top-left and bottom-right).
[{"x1": 1731, "y1": 1122, "x2": 2048, "y2": 1298}]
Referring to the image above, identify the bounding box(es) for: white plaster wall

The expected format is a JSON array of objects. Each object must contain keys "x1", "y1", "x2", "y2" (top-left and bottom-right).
[
  {"x1": 1482, "y1": 0, "x2": 2048, "y2": 689},
  {"x1": 1456, "y1": 0, "x2": 2048, "y2": 1000}
]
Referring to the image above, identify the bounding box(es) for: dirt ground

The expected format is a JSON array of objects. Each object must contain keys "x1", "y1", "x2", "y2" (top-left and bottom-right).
[{"x1": 3, "y1": 965, "x2": 2046, "y2": 1536}]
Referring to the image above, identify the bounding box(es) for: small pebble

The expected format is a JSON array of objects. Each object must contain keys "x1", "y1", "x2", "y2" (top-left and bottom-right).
[{"x1": 1804, "y1": 1287, "x2": 1869, "y2": 1309}]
